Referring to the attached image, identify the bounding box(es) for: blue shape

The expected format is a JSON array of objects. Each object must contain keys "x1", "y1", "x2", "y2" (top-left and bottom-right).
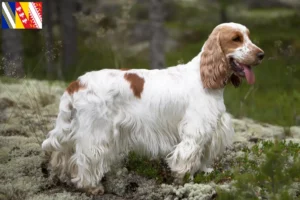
[
  {"x1": 1, "y1": 14, "x2": 10, "y2": 29},
  {"x1": 8, "y1": 2, "x2": 15, "y2": 16}
]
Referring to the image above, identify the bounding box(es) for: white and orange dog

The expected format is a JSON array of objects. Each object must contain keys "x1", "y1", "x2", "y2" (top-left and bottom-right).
[{"x1": 42, "y1": 22, "x2": 264, "y2": 194}]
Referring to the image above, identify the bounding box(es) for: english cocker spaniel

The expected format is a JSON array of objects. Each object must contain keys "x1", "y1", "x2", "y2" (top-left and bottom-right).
[{"x1": 42, "y1": 22, "x2": 264, "y2": 195}]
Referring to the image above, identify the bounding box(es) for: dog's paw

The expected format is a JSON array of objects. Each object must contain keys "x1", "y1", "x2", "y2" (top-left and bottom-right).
[
  {"x1": 86, "y1": 184, "x2": 105, "y2": 196},
  {"x1": 202, "y1": 167, "x2": 214, "y2": 174},
  {"x1": 172, "y1": 172, "x2": 185, "y2": 185}
]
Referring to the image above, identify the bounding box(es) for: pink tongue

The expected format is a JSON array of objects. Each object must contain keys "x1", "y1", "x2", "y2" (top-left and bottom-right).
[{"x1": 243, "y1": 65, "x2": 255, "y2": 84}]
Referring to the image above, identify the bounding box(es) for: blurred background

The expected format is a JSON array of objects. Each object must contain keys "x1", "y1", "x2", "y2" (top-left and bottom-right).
[{"x1": 0, "y1": 0, "x2": 300, "y2": 126}]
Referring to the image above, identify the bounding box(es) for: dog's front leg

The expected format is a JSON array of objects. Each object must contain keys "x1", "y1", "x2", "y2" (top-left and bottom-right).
[{"x1": 166, "y1": 117, "x2": 214, "y2": 184}]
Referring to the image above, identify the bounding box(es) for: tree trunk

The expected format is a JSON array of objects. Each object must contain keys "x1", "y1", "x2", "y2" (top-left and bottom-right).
[
  {"x1": 220, "y1": 6, "x2": 228, "y2": 23},
  {"x1": 149, "y1": 0, "x2": 165, "y2": 69},
  {"x1": 43, "y1": 0, "x2": 55, "y2": 79},
  {"x1": 60, "y1": 0, "x2": 77, "y2": 79},
  {"x1": 1, "y1": 30, "x2": 25, "y2": 78}
]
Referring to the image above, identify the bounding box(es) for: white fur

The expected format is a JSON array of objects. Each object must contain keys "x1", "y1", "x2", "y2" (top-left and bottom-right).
[{"x1": 42, "y1": 23, "x2": 239, "y2": 189}]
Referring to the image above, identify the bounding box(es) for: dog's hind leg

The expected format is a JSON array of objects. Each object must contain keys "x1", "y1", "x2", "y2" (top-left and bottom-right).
[
  {"x1": 69, "y1": 104, "x2": 117, "y2": 195},
  {"x1": 42, "y1": 91, "x2": 78, "y2": 181}
]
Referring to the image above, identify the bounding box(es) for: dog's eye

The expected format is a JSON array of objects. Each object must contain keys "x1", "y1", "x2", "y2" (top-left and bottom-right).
[{"x1": 232, "y1": 36, "x2": 241, "y2": 42}]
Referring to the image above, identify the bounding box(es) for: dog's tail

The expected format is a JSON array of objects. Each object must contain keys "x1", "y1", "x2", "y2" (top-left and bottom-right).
[
  {"x1": 41, "y1": 91, "x2": 74, "y2": 152},
  {"x1": 42, "y1": 80, "x2": 83, "y2": 152}
]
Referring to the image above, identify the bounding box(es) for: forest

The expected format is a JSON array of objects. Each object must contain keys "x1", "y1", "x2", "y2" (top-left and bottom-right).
[
  {"x1": 0, "y1": 0, "x2": 300, "y2": 199},
  {"x1": 1, "y1": 0, "x2": 300, "y2": 125}
]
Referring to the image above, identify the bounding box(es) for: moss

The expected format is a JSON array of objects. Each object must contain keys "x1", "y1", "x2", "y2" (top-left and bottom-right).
[
  {"x1": 161, "y1": 183, "x2": 216, "y2": 200},
  {"x1": 126, "y1": 152, "x2": 160, "y2": 179},
  {"x1": 126, "y1": 152, "x2": 172, "y2": 183},
  {"x1": 27, "y1": 192, "x2": 90, "y2": 200},
  {"x1": 37, "y1": 91, "x2": 56, "y2": 107},
  {"x1": 0, "y1": 184, "x2": 28, "y2": 200},
  {"x1": 0, "y1": 148, "x2": 10, "y2": 164},
  {"x1": 193, "y1": 170, "x2": 233, "y2": 184},
  {"x1": 0, "y1": 136, "x2": 39, "y2": 149},
  {"x1": 0, "y1": 156, "x2": 43, "y2": 180},
  {"x1": 0, "y1": 97, "x2": 15, "y2": 110},
  {"x1": 9, "y1": 143, "x2": 42, "y2": 158},
  {"x1": 0, "y1": 128, "x2": 29, "y2": 137}
]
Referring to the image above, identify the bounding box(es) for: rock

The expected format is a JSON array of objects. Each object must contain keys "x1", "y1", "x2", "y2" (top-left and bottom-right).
[
  {"x1": 285, "y1": 138, "x2": 300, "y2": 144},
  {"x1": 290, "y1": 126, "x2": 300, "y2": 139},
  {"x1": 232, "y1": 118, "x2": 286, "y2": 141},
  {"x1": 29, "y1": 192, "x2": 90, "y2": 200},
  {"x1": 247, "y1": 123, "x2": 285, "y2": 139}
]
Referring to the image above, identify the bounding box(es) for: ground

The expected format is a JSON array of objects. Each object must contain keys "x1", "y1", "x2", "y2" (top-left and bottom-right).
[{"x1": 0, "y1": 78, "x2": 299, "y2": 200}]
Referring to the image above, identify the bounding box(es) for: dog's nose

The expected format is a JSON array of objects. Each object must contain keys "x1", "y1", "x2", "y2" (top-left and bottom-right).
[{"x1": 257, "y1": 52, "x2": 264, "y2": 60}]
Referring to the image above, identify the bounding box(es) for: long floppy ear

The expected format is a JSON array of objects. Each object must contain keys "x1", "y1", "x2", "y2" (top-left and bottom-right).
[
  {"x1": 200, "y1": 31, "x2": 229, "y2": 89},
  {"x1": 230, "y1": 74, "x2": 242, "y2": 88}
]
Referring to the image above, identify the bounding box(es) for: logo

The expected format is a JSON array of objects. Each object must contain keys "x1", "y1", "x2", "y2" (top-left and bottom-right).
[{"x1": 1, "y1": 2, "x2": 42, "y2": 29}]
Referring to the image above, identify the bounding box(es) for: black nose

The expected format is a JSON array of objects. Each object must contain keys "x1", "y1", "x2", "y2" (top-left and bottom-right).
[{"x1": 257, "y1": 52, "x2": 264, "y2": 60}]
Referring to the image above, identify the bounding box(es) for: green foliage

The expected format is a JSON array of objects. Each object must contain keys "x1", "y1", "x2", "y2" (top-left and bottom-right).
[
  {"x1": 218, "y1": 141, "x2": 300, "y2": 200},
  {"x1": 128, "y1": 152, "x2": 163, "y2": 177},
  {"x1": 126, "y1": 141, "x2": 299, "y2": 199},
  {"x1": 126, "y1": 152, "x2": 172, "y2": 183},
  {"x1": 0, "y1": 76, "x2": 23, "y2": 84},
  {"x1": 163, "y1": 3, "x2": 300, "y2": 127},
  {"x1": 193, "y1": 170, "x2": 233, "y2": 184},
  {"x1": 6, "y1": 2, "x2": 300, "y2": 126},
  {"x1": 126, "y1": 152, "x2": 161, "y2": 180},
  {"x1": 165, "y1": 6, "x2": 300, "y2": 126},
  {"x1": 71, "y1": 0, "x2": 150, "y2": 80}
]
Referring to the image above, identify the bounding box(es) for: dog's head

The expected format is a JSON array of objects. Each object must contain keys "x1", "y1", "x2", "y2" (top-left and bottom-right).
[{"x1": 200, "y1": 22, "x2": 264, "y2": 89}]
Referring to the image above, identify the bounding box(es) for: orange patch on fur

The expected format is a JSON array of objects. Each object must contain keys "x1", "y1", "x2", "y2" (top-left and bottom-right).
[
  {"x1": 200, "y1": 25, "x2": 247, "y2": 89},
  {"x1": 124, "y1": 73, "x2": 145, "y2": 98},
  {"x1": 66, "y1": 80, "x2": 86, "y2": 94}
]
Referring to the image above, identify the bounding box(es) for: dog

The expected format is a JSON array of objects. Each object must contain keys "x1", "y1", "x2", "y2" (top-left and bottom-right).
[{"x1": 42, "y1": 22, "x2": 264, "y2": 195}]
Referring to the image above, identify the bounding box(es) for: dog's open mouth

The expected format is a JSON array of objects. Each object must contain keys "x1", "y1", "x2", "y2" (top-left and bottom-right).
[{"x1": 230, "y1": 58, "x2": 255, "y2": 84}]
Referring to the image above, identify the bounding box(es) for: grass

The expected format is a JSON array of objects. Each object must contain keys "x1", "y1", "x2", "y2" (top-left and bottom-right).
[
  {"x1": 0, "y1": 76, "x2": 23, "y2": 84},
  {"x1": 239, "y1": 8, "x2": 296, "y2": 19}
]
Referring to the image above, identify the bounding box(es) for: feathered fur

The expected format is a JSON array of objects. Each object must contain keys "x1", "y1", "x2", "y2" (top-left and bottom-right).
[{"x1": 42, "y1": 22, "x2": 264, "y2": 193}]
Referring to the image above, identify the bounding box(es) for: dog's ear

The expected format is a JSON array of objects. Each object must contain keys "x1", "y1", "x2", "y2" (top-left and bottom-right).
[
  {"x1": 200, "y1": 31, "x2": 229, "y2": 89},
  {"x1": 230, "y1": 74, "x2": 241, "y2": 88}
]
